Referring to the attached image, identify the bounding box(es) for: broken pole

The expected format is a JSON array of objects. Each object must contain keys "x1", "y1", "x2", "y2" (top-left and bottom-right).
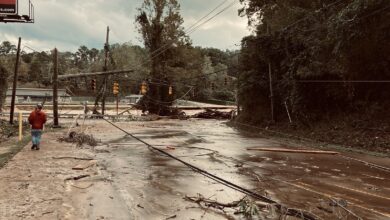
[
  {"x1": 102, "y1": 26, "x2": 110, "y2": 115},
  {"x1": 52, "y1": 48, "x2": 60, "y2": 127},
  {"x1": 9, "y1": 37, "x2": 21, "y2": 125}
]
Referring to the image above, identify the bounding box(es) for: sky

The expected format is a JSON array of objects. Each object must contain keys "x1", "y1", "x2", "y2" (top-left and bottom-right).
[{"x1": 0, "y1": 0, "x2": 250, "y2": 52}]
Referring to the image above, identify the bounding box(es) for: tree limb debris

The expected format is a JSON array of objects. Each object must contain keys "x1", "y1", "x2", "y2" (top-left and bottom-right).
[
  {"x1": 72, "y1": 160, "x2": 97, "y2": 170},
  {"x1": 165, "y1": 214, "x2": 177, "y2": 220},
  {"x1": 52, "y1": 156, "x2": 94, "y2": 161},
  {"x1": 58, "y1": 131, "x2": 98, "y2": 147},
  {"x1": 184, "y1": 194, "x2": 248, "y2": 210},
  {"x1": 64, "y1": 174, "x2": 90, "y2": 181},
  {"x1": 192, "y1": 109, "x2": 233, "y2": 120},
  {"x1": 184, "y1": 193, "x2": 320, "y2": 220}
]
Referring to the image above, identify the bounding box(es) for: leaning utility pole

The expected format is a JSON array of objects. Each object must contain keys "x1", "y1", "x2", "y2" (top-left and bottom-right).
[
  {"x1": 52, "y1": 48, "x2": 60, "y2": 127},
  {"x1": 9, "y1": 37, "x2": 21, "y2": 124},
  {"x1": 101, "y1": 26, "x2": 110, "y2": 115}
]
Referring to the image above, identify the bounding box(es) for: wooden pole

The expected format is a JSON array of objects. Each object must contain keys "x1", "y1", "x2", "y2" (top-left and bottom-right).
[
  {"x1": 268, "y1": 61, "x2": 275, "y2": 122},
  {"x1": 266, "y1": 24, "x2": 275, "y2": 122},
  {"x1": 102, "y1": 26, "x2": 110, "y2": 115},
  {"x1": 116, "y1": 95, "x2": 119, "y2": 115},
  {"x1": 9, "y1": 37, "x2": 21, "y2": 124},
  {"x1": 53, "y1": 48, "x2": 59, "y2": 127},
  {"x1": 18, "y1": 112, "x2": 22, "y2": 141}
]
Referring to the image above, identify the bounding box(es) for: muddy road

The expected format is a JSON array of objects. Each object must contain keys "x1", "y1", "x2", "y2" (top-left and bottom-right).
[{"x1": 0, "y1": 118, "x2": 389, "y2": 219}]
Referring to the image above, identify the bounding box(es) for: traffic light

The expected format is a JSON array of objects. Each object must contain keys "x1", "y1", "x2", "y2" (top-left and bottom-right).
[
  {"x1": 113, "y1": 82, "x2": 119, "y2": 95},
  {"x1": 168, "y1": 86, "x2": 173, "y2": 95},
  {"x1": 211, "y1": 82, "x2": 215, "y2": 91},
  {"x1": 91, "y1": 79, "x2": 96, "y2": 91},
  {"x1": 224, "y1": 77, "x2": 228, "y2": 86},
  {"x1": 141, "y1": 81, "x2": 148, "y2": 95}
]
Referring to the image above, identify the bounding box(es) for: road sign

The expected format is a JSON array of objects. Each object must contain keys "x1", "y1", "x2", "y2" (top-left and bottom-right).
[{"x1": 0, "y1": 0, "x2": 17, "y2": 15}]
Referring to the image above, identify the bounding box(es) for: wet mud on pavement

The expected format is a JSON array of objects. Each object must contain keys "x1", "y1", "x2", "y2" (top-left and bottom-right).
[
  {"x1": 76, "y1": 119, "x2": 389, "y2": 220},
  {"x1": 0, "y1": 118, "x2": 389, "y2": 220}
]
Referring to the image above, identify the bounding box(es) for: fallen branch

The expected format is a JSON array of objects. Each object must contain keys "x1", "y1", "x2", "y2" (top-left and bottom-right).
[
  {"x1": 165, "y1": 214, "x2": 177, "y2": 220},
  {"x1": 247, "y1": 147, "x2": 339, "y2": 155},
  {"x1": 185, "y1": 195, "x2": 247, "y2": 210},
  {"x1": 72, "y1": 160, "x2": 97, "y2": 170},
  {"x1": 52, "y1": 156, "x2": 94, "y2": 161},
  {"x1": 64, "y1": 174, "x2": 90, "y2": 181}
]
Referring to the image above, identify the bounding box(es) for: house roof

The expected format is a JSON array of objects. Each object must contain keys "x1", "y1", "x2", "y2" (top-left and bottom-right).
[{"x1": 6, "y1": 88, "x2": 70, "y2": 97}]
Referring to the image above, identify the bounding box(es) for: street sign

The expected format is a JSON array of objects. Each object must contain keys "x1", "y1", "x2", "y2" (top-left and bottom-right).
[{"x1": 0, "y1": 0, "x2": 17, "y2": 15}]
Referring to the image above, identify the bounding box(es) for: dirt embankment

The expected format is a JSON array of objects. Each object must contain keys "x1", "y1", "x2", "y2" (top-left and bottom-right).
[{"x1": 234, "y1": 113, "x2": 390, "y2": 156}]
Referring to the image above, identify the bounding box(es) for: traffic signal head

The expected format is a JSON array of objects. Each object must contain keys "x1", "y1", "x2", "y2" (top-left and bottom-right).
[
  {"x1": 91, "y1": 79, "x2": 96, "y2": 91},
  {"x1": 168, "y1": 86, "x2": 173, "y2": 95},
  {"x1": 113, "y1": 82, "x2": 119, "y2": 95},
  {"x1": 141, "y1": 81, "x2": 148, "y2": 95},
  {"x1": 224, "y1": 77, "x2": 228, "y2": 86},
  {"x1": 211, "y1": 82, "x2": 215, "y2": 90}
]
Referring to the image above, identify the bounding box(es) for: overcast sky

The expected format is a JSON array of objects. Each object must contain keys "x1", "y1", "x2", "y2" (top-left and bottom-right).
[{"x1": 0, "y1": 0, "x2": 250, "y2": 52}]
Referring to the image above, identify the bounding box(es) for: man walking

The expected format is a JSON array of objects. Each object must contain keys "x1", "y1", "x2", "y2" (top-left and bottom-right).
[{"x1": 28, "y1": 103, "x2": 47, "y2": 150}]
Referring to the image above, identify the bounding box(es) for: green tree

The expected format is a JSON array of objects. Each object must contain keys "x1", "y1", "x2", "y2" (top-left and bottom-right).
[
  {"x1": 237, "y1": 0, "x2": 390, "y2": 124},
  {"x1": 135, "y1": 0, "x2": 189, "y2": 115},
  {"x1": 0, "y1": 41, "x2": 16, "y2": 55}
]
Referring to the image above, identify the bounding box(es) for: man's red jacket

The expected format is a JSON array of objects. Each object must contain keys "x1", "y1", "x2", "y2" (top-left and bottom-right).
[{"x1": 28, "y1": 110, "x2": 47, "y2": 129}]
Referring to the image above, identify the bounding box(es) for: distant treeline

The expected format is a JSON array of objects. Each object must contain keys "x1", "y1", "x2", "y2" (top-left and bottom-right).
[{"x1": 0, "y1": 41, "x2": 238, "y2": 103}]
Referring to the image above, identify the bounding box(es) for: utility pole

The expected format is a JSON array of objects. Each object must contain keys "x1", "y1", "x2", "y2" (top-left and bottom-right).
[
  {"x1": 267, "y1": 24, "x2": 275, "y2": 122},
  {"x1": 268, "y1": 62, "x2": 275, "y2": 122},
  {"x1": 52, "y1": 48, "x2": 60, "y2": 127},
  {"x1": 9, "y1": 37, "x2": 21, "y2": 124},
  {"x1": 102, "y1": 26, "x2": 109, "y2": 115}
]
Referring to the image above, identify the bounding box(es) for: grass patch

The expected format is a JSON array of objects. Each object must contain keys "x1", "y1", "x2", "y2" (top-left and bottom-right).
[{"x1": 0, "y1": 135, "x2": 31, "y2": 169}]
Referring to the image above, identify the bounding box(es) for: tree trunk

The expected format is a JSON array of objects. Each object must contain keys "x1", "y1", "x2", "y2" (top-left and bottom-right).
[{"x1": 0, "y1": 64, "x2": 8, "y2": 113}]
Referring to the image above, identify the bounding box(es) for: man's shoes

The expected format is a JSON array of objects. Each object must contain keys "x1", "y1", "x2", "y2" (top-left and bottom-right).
[
  {"x1": 36, "y1": 145, "x2": 40, "y2": 150},
  {"x1": 31, "y1": 144, "x2": 36, "y2": 150}
]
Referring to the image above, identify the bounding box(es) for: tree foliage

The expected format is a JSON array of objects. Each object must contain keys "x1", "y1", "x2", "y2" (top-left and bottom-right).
[
  {"x1": 135, "y1": 0, "x2": 191, "y2": 115},
  {"x1": 237, "y1": 0, "x2": 390, "y2": 124}
]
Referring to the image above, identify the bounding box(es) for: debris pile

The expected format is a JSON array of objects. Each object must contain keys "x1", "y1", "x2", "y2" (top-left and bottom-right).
[
  {"x1": 168, "y1": 111, "x2": 188, "y2": 120},
  {"x1": 58, "y1": 131, "x2": 98, "y2": 147},
  {"x1": 192, "y1": 109, "x2": 233, "y2": 119},
  {"x1": 184, "y1": 194, "x2": 278, "y2": 219}
]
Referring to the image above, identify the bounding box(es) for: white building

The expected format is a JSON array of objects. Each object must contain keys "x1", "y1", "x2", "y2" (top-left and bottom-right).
[{"x1": 6, "y1": 88, "x2": 72, "y2": 103}]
